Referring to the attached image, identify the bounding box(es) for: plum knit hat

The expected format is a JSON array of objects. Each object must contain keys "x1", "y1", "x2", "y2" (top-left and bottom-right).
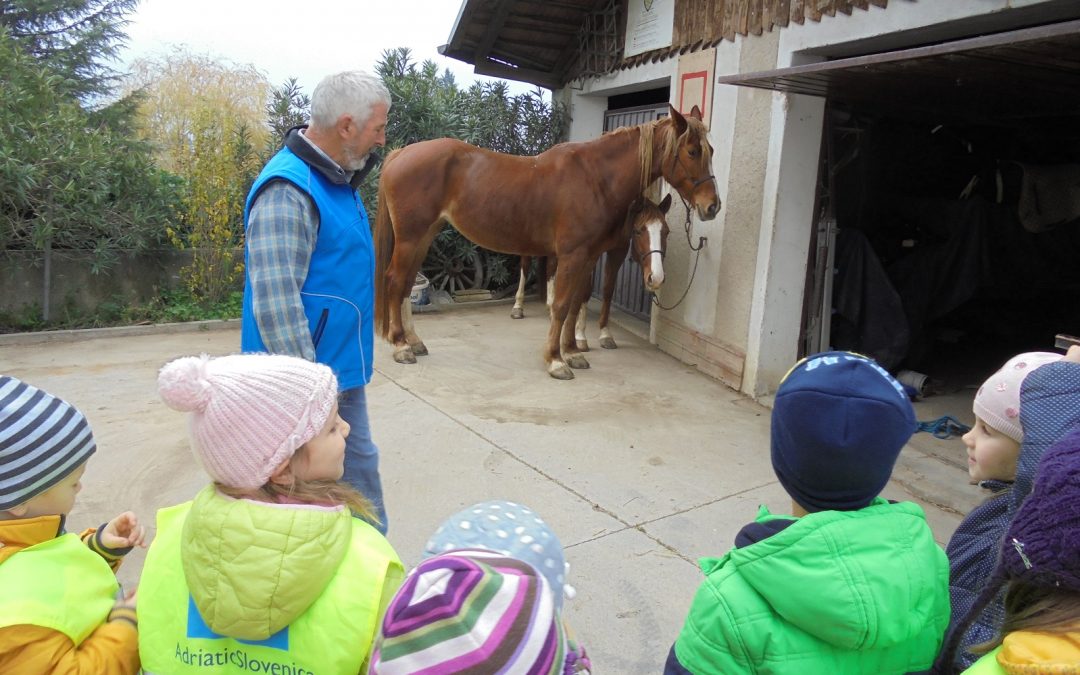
[
  {"x1": 972, "y1": 352, "x2": 1061, "y2": 442},
  {"x1": 932, "y1": 424, "x2": 1080, "y2": 673},
  {"x1": 157, "y1": 353, "x2": 338, "y2": 489}
]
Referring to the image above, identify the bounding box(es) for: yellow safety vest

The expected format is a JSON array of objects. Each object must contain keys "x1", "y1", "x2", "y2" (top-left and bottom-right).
[
  {"x1": 0, "y1": 533, "x2": 119, "y2": 644},
  {"x1": 138, "y1": 499, "x2": 401, "y2": 675}
]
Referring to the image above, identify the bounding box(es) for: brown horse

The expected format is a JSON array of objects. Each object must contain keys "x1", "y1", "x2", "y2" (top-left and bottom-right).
[
  {"x1": 513, "y1": 193, "x2": 673, "y2": 351},
  {"x1": 374, "y1": 105, "x2": 720, "y2": 379}
]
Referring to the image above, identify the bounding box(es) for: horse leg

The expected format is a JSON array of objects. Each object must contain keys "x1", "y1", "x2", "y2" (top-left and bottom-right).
[
  {"x1": 599, "y1": 240, "x2": 629, "y2": 349},
  {"x1": 402, "y1": 298, "x2": 427, "y2": 356},
  {"x1": 574, "y1": 262, "x2": 596, "y2": 352},
  {"x1": 545, "y1": 256, "x2": 557, "y2": 320},
  {"x1": 544, "y1": 255, "x2": 587, "y2": 380},
  {"x1": 560, "y1": 263, "x2": 591, "y2": 370},
  {"x1": 511, "y1": 256, "x2": 528, "y2": 319},
  {"x1": 386, "y1": 239, "x2": 427, "y2": 364}
]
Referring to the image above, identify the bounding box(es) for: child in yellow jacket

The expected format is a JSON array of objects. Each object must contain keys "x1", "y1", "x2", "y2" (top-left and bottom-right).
[{"x1": 0, "y1": 375, "x2": 146, "y2": 674}]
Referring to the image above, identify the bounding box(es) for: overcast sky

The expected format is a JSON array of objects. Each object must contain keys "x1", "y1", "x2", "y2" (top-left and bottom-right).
[{"x1": 119, "y1": 0, "x2": 533, "y2": 96}]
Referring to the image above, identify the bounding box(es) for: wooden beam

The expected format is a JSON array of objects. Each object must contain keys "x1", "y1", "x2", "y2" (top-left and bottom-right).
[
  {"x1": 446, "y1": 0, "x2": 481, "y2": 53},
  {"x1": 474, "y1": 0, "x2": 516, "y2": 63},
  {"x1": 473, "y1": 60, "x2": 560, "y2": 89},
  {"x1": 552, "y1": 0, "x2": 613, "y2": 86}
]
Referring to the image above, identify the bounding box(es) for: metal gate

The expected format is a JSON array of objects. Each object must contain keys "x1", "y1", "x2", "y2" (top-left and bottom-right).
[{"x1": 591, "y1": 103, "x2": 669, "y2": 321}]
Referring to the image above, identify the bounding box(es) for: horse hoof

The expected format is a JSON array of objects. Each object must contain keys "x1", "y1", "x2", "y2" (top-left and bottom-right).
[
  {"x1": 510, "y1": 307, "x2": 525, "y2": 319},
  {"x1": 600, "y1": 337, "x2": 618, "y2": 350},
  {"x1": 575, "y1": 339, "x2": 590, "y2": 352},
  {"x1": 566, "y1": 353, "x2": 590, "y2": 370},
  {"x1": 393, "y1": 347, "x2": 417, "y2": 364},
  {"x1": 409, "y1": 341, "x2": 429, "y2": 357},
  {"x1": 547, "y1": 362, "x2": 575, "y2": 380}
]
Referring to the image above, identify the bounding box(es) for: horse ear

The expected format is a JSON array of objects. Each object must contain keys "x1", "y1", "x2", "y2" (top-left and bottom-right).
[
  {"x1": 659, "y1": 193, "x2": 673, "y2": 214},
  {"x1": 668, "y1": 104, "x2": 688, "y2": 136},
  {"x1": 688, "y1": 105, "x2": 703, "y2": 121}
]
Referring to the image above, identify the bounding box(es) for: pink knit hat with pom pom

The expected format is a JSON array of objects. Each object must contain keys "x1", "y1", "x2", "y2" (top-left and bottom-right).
[
  {"x1": 158, "y1": 353, "x2": 338, "y2": 489},
  {"x1": 973, "y1": 352, "x2": 1061, "y2": 443}
]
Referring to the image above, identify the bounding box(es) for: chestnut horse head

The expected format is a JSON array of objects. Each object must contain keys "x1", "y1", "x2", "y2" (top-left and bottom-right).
[
  {"x1": 628, "y1": 193, "x2": 673, "y2": 292},
  {"x1": 646, "y1": 105, "x2": 721, "y2": 221}
]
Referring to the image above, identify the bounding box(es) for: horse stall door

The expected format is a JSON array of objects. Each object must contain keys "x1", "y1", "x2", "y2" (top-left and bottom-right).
[{"x1": 591, "y1": 104, "x2": 670, "y2": 321}]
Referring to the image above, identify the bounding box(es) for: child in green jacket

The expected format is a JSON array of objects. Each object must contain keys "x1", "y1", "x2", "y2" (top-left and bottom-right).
[{"x1": 666, "y1": 351, "x2": 950, "y2": 674}]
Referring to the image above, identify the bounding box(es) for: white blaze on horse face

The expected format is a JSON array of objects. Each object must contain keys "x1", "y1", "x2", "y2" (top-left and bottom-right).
[{"x1": 645, "y1": 218, "x2": 665, "y2": 290}]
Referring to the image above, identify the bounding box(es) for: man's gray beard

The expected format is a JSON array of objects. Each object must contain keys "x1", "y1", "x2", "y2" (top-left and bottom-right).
[{"x1": 343, "y1": 150, "x2": 369, "y2": 173}]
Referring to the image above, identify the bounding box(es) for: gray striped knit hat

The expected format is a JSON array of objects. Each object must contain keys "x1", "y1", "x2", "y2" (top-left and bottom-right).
[{"x1": 0, "y1": 376, "x2": 96, "y2": 510}]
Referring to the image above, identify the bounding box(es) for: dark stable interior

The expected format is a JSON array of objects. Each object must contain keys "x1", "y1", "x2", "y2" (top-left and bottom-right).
[{"x1": 826, "y1": 105, "x2": 1080, "y2": 391}]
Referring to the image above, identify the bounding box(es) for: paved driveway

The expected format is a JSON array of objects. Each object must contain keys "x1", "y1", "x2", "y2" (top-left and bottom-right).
[{"x1": 0, "y1": 302, "x2": 962, "y2": 673}]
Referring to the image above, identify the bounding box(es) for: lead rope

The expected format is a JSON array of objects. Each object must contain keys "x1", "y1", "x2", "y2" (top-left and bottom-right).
[{"x1": 650, "y1": 193, "x2": 707, "y2": 311}]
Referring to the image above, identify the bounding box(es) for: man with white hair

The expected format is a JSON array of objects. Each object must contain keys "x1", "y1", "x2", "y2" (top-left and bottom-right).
[{"x1": 240, "y1": 70, "x2": 391, "y2": 532}]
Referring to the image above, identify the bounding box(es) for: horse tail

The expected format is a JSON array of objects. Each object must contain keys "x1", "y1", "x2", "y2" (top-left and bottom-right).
[{"x1": 373, "y1": 172, "x2": 395, "y2": 341}]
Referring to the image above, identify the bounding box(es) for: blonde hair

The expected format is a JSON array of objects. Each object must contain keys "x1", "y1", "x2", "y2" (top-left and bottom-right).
[
  {"x1": 216, "y1": 444, "x2": 378, "y2": 524},
  {"x1": 972, "y1": 581, "x2": 1080, "y2": 654}
]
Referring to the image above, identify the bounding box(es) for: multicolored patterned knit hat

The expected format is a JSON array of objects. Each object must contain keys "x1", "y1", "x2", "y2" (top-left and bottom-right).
[
  {"x1": 422, "y1": 501, "x2": 572, "y2": 611},
  {"x1": 370, "y1": 550, "x2": 567, "y2": 674}
]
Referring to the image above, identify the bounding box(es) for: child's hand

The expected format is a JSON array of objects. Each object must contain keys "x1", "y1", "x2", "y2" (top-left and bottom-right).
[
  {"x1": 1065, "y1": 345, "x2": 1080, "y2": 364},
  {"x1": 114, "y1": 588, "x2": 137, "y2": 612},
  {"x1": 108, "y1": 588, "x2": 138, "y2": 627},
  {"x1": 101, "y1": 512, "x2": 147, "y2": 550}
]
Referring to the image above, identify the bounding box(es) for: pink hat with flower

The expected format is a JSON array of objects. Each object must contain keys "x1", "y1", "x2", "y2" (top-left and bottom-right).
[
  {"x1": 157, "y1": 353, "x2": 338, "y2": 489},
  {"x1": 973, "y1": 352, "x2": 1061, "y2": 443}
]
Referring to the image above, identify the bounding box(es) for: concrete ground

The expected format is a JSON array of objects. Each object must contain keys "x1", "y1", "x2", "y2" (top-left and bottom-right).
[{"x1": 0, "y1": 301, "x2": 968, "y2": 674}]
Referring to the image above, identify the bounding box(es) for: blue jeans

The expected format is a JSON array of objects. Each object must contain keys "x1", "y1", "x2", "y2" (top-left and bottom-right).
[{"x1": 338, "y1": 387, "x2": 387, "y2": 534}]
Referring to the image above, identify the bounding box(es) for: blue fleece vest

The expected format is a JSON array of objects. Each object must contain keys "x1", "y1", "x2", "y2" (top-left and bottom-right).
[{"x1": 241, "y1": 147, "x2": 374, "y2": 390}]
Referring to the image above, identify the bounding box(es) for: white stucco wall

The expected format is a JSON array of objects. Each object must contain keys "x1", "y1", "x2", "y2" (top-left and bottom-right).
[{"x1": 559, "y1": 58, "x2": 676, "y2": 144}]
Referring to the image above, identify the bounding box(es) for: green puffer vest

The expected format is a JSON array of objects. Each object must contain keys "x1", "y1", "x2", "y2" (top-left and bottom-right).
[
  {"x1": 138, "y1": 486, "x2": 403, "y2": 674},
  {"x1": 674, "y1": 499, "x2": 950, "y2": 674},
  {"x1": 0, "y1": 533, "x2": 118, "y2": 644}
]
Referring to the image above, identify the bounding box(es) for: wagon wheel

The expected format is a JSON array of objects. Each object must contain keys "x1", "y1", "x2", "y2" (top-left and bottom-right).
[{"x1": 421, "y1": 241, "x2": 486, "y2": 294}]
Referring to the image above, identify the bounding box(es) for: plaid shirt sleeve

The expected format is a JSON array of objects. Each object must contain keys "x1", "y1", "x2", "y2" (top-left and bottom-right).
[{"x1": 246, "y1": 180, "x2": 318, "y2": 360}]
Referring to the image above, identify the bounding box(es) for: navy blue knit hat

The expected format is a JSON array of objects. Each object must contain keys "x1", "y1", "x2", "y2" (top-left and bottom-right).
[{"x1": 771, "y1": 351, "x2": 916, "y2": 512}]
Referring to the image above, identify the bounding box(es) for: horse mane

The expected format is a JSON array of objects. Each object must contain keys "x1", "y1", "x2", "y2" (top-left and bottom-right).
[{"x1": 609, "y1": 117, "x2": 678, "y2": 194}]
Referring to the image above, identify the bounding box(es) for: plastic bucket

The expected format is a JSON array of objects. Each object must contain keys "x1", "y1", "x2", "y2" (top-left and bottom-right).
[
  {"x1": 410, "y1": 273, "x2": 430, "y2": 306},
  {"x1": 896, "y1": 369, "x2": 928, "y2": 397}
]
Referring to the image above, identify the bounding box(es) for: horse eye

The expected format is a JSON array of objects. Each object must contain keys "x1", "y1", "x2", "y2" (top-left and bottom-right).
[{"x1": 688, "y1": 148, "x2": 700, "y2": 158}]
